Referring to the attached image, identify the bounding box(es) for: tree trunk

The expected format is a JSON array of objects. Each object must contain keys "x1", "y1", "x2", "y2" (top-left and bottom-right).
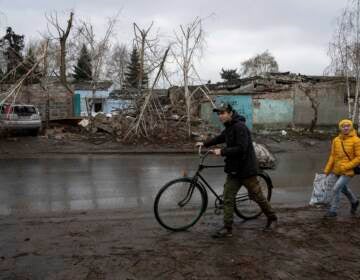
[
  {"x1": 354, "y1": 0, "x2": 360, "y2": 125},
  {"x1": 184, "y1": 32, "x2": 192, "y2": 138},
  {"x1": 184, "y1": 68, "x2": 192, "y2": 138},
  {"x1": 346, "y1": 74, "x2": 352, "y2": 119},
  {"x1": 60, "y1": 39, "x2": 66, "y2": 85},
  {"x1": 138, "y1": 38, "x2": 145, "y2": 94}
]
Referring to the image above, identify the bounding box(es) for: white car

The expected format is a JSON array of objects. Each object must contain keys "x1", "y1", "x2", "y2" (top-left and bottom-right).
[{"x1": 0, "y1": 104, "x2": 42, "y2": 136}]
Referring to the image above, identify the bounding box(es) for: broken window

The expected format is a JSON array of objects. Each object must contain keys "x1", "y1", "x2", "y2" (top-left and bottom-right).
[{"x1": 94, "y1": 102, "x2": 103, "y2": 113}]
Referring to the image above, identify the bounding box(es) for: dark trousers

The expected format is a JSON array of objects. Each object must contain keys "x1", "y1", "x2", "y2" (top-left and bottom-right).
[{"x1": 223, "y1": 175, "x2": 276, "y2": 226}]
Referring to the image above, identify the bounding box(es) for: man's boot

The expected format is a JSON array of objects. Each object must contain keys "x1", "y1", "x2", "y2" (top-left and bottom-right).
[
  {"x1": 263, "y1": 215, "x2": 278, "y2": 231},
  {"x1": 211, "y1": 225, "x2": 233, "y2": 238}
]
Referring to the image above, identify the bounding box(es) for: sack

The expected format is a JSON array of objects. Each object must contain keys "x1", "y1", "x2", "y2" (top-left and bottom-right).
[
  {"x1": 253, "y1": 142, "x2": 276, "y2": 169},
  {"x1": 309, "y1": 173, "x2": 337, "y2": 205}
]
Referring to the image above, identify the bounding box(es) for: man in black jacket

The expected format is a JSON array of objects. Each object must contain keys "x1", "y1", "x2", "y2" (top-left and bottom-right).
[{"x1": 198, "y1": 103, "x2": 277, "y2": 238}]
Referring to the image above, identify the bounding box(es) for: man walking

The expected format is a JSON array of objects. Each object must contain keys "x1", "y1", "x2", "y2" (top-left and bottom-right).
[{"x1": 197, "y1": 103, "x2": 277, "y2": 238}]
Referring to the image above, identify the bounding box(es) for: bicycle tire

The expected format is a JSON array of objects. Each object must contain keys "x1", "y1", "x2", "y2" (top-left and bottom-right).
[
  {"x1": 234, "y1": 172, "x2": 272, "y2": 220},
  {"x1": 154, "y1": 177, "x2": 207, "y2": 231}
]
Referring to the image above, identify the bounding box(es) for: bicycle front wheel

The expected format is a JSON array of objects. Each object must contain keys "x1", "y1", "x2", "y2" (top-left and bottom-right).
[
  {"x1": 154, "y1": 178, "x2": 206, "y2": 231},
  {"x1": 234, "y1": 173, "x2": 272, "y2": 220}
]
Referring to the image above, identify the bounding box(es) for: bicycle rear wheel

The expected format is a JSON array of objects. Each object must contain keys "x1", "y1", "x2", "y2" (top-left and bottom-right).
[
  {"x1": 154, "y1": 178, "x2": 206, "y2": 231},
  {"x1": 234, "y1": 173, "x2": 272, "y2": 220}
]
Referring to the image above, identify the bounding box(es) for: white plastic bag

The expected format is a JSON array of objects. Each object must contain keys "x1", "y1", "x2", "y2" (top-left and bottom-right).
[
  {"x1": 309, "y1": 173, "x2": 337, "y2": 205},
  {"x1": 253, "y1": 142, "x2": 276, "y2": 169}
]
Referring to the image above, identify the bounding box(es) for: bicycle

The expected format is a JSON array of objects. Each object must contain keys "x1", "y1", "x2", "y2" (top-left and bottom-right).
[{"x1": 154, "y1": 146, "x2": 274, "y2": 231}]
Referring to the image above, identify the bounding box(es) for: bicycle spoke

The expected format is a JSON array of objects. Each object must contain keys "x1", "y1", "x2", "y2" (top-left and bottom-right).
[
  {"x1": 236, "y1": 193, "x2": 249, "y2": 202},
  {"x1": 235, "y1": 174, "x2": 271, "y2": 220}
]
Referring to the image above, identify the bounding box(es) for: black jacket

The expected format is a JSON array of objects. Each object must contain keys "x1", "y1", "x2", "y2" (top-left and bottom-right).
[{"x1": 204, "y1": 113, "x2": 258, "y2": 178}]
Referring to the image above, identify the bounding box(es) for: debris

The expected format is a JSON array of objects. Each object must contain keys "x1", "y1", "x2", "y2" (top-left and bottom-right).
[
  {"x1": 54, "y1": 135, "x2": 64, "y2": 141},
  {"x1": 170, "y1": 114, "x2": 180, "y2": 120},
  {"x1": 79, "y1": 119, "x2": 90, "y2": 128},
  {"x1": 254, "y1": 142, "x2": 276, "y2": 169},
  {"x1": 191, "y1": 131, "x2": 204, "y2": 141},
  {"x1": 302, "y1": 140, "x2": 317, "y2": 147}
]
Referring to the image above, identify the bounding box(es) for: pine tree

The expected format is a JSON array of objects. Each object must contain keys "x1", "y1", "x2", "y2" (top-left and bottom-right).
[
  {"x1": 220, "y1": 68, "x2": 240, "y2": 82},
  {"x1": 73, "y1": 44, "x2": 92, "y2": 81},
  {"x1": 0, "y1": 27, "x2": 25, "y2": 81},
  {"x1": 124, "y1": 47, "x2": 148, "y2": 90}
]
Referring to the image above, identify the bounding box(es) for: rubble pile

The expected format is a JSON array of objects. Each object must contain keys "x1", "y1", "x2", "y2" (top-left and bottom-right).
[
  {"x1": 79, "y1": 111, "x2": 216, "y2": 145},
  {"x1": 76, "y1": 112, "x2": 276, "y2": 168}
]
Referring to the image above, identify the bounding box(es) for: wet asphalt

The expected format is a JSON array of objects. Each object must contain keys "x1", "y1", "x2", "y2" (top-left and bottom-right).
[{"x1": 1, "y1": 152, "x2": 360, "y2": 215}]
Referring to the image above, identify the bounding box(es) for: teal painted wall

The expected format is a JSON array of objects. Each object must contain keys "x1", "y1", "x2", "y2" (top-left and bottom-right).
[
  {"x1": 201, "y1": 96, "x2": 295, "y2": 129},
  {"x1": 73, "y1": 94, "x2": 81, "y2": 117},
  {"x1": 201, "y1": 95, "x2": 253, "y2": 129},
  {"x1": 253, "y1": 99, "x2": 293, "y2": 126}
]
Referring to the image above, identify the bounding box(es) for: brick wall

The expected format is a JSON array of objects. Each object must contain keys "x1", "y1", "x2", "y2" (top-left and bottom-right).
[{"x1": 0, "y1": 82, "x2": 73, "y2": 120}]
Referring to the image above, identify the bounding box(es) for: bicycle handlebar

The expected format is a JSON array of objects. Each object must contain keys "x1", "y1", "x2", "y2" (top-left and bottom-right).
[{"x1": 197, "y1": 145, "x2": 213, "y2": 165}]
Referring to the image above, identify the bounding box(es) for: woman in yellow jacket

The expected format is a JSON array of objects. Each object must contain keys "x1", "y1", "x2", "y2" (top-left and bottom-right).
[{"x1": 324, "y1": 119, "x2": 360, "y2": 217}]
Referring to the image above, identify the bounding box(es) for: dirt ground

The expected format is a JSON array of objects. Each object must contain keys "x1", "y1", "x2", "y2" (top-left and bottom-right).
[
  {"x1": 1, "y1": 205, "x2": 360, "y2": 280},
  {"x1": 0, "y1": 128, "x2": 333, "y2": 158}
]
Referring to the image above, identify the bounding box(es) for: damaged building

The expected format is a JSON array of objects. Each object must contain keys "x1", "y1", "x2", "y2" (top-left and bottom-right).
[
  {"x1": 1, "y1": 72, "x2": 355, "y2": 132},
  {"x1": 199, "y1": 72, "x2": 355, "y2": 130},
  {"x1": 73, "y1": 81, "x2": 132, "y2": 117}
]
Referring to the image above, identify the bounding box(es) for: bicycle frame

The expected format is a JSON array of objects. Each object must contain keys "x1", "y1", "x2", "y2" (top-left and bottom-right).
[
  {"x1": 191, "y1": 158, "x2": 224, "y2": 202},
  {"x1": 190, "y1": 147, "x2": 273, "y2": 207}
]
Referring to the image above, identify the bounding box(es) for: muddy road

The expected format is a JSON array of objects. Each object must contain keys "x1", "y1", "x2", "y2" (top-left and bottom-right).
[
  {"x1": 1, "y1": 148, "x2": 360, "y2": 279},
  {"x1": 1, "y1": 206, "x2": 360, "y2": 279}
]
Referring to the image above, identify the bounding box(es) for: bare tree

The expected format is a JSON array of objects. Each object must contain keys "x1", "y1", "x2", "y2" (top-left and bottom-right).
[
  {"x1": 327, "y1": 9, "x2": 353, "y2": 118},
  {"x1": 45, "y1": 11, "x2": 74, "y2": 88},
  {"x1": 133, "y1": 23, "x2": 152, "y2": 93},
  {"x1": 126, "y1": 46, "x2": 171, "y2": 139},
  {"x1": 172, "y1": 17, "x2": 205, "y2": 137},
  {"x1": 124, "y1": 22, "x2": 173, "y2": 139},
  {"x1": 240, "y1": 50, "x2": 279, "y2": 77},
  {"x1": 132, "y1": 22, "x2": 167, "y2": 93},
  {"x1": 77, "y1": 14, "x2": 118, "y2": 117},
  {"x1": 106, "y1": 43, "x2": 128, "y2": 89},
  {"x1": 327, "y1": 0, "x2": 360, "y2": 124},
  {"x1": 29, "y1": 37, "x2": 60, "y2": 78}
]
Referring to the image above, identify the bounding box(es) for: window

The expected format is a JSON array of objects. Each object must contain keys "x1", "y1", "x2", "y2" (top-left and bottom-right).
[
  {"x1": 14, "y1": 106, "x2": 36, "y2": 115},
  {"x1": 94, "y1": 102, "x2": 102, "y2": 113}
]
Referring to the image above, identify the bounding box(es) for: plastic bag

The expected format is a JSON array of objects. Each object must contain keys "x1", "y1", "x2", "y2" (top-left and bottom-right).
[
  {"x1": 253, "y1": 142, "x2": 276, "y2": 169},
  {"x1": 309, "y1": 173, "x2": 337, "y2": 205}
]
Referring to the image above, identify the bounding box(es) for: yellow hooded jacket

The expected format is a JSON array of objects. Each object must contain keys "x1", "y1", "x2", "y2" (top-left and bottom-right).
[{"x1": 324, "y1": 119, "x2": 360, "y2": 177}]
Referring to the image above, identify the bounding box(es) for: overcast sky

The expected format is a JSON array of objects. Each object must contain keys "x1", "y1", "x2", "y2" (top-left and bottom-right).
[{"x1": 0, "y1": 0, "x2": 348, "y2": 83}]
